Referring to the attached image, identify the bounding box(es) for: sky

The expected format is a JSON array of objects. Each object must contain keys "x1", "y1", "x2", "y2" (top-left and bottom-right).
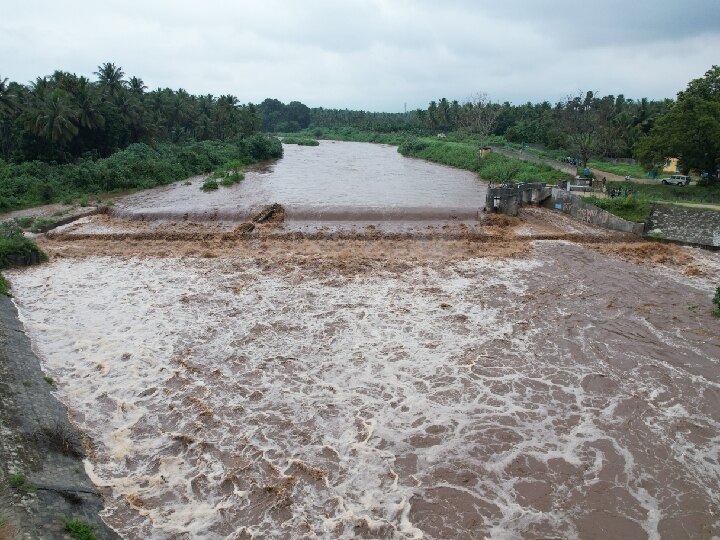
[{"x1": 1, "y1": 0, "x2": 719, "y2": 111}]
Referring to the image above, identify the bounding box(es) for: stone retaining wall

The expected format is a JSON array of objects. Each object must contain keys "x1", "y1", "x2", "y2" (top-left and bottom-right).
[{"x1": 646, "y1": 205, "x2": 720, "y2": 247}]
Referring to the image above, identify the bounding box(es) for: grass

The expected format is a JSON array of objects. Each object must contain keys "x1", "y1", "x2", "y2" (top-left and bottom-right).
[
  {"x1": 586, "y1": 160, "x2": 648, "y2": 178},
  {"x1": 398, "y1": 138, "x2": 571, "y2": 184},
  {"x1": 62, "y1": 518, "x2": 97, "y2": 540},
  {"x1": 8, "y1": 473, "x2": 36, "y2": 494},
  {"x1": 608, "y1": 181, "x2": 720, "y2": 205},
  {"x1": 584, "y1": 196, "x2": 653, "y2": 223}
]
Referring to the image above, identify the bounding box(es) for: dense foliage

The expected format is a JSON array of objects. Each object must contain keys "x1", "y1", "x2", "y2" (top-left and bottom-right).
[
  {"x1": 0, "y1": 63, "x2": 263, "y2": 163},
  {"x1": 0, "y1": 136, "x2": 281, "y2": 212},
  {"x1": 635, "y1": 66, "x2": 720, "y2": 176}
]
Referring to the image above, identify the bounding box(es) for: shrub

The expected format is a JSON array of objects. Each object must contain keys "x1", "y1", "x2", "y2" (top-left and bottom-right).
[
  {"x1": 201, "y1": 179, "x2": 218, "y2": 191},
  {"x1": 239, "y1": 134, "x2": 283, "y2": 161},
  {"x1": 0, "y1": 221, "x2": 48, "y2": 269},
  {"x1": 62, "y1": 518, "x2": 97, "y2": 540},
  {"x1": 713, "y1": 287, "x2": 720, "y2": 317}
]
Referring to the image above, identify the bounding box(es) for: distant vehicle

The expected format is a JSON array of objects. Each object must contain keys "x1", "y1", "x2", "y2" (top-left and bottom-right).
[
  {"x1": 562, "y1": 156, "x2": 580, "y2": 166},
  {"x1": 661, "y1": 175, "x2": 691, "y2": 186}
]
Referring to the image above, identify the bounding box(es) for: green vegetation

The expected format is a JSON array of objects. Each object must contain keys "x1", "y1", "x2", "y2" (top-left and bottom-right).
[
  {"x1": 398, "y1": 138, "x2": 570, "y2": 184},
  {"x1": 208, "y1": 158, "x2": 247, "y2": 188},
  {"x1": 201, "y1": 178, "x2": 219, "y2": 191},
  {"x1": 713, "y1": 287, "x2": 720, "y2": 317},
  {"x1": 584, "y1": 196, "x2": 652, "y2": 223},
  {"x1": 608, "y1": 181, "x2": 720, "y2": 205},
  {"x1": 44, "y1": 376, "x2": 55, "y2": 385},
  {"x1": 8, "y1": 473, "x2": 36, "y2": 494},
  {"x1": 0, "y1": 274, "x2": 9, "y2": 296},
  {"x1": 0, "y1": 136, "x2": 281, "y2": 212},
  {"x1": 62, "y1": 518, "x2": 97, "y2": 540},
  {"x1": 635, "y1": 66, "x2": 720, "y2": 176},
  {"x1": 0, "y1": 63, "x2": 263, "y2": 165},
  {"x1": 282, "y1": 136, "x2": 320, "y2": 146},
  {"x1": 586, "y1": 160, "x2": 647, "y2": 178},
  {"x1": 0, "y1": 221, "x2": 48, "y2": 270}
]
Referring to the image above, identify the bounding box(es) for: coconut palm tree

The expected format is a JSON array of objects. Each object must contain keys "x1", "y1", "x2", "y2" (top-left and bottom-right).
[
  {"x1": 94, "y1": 62, "x2": 126, "y2": 97},
  {"x1": 28, "y1": 90, "x2": 79, "y2": 144}
]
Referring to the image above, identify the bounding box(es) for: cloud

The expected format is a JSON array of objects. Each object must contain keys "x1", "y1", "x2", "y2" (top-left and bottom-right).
[{"x1": 0, "y1": 0, "x2": 717, "y2": 111}]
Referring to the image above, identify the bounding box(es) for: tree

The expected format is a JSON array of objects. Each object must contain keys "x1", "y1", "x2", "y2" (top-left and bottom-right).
[
  {"x1": 461, "y1": 92, "x2": 501, "y2": 153},
  {"x1": 28, "y1": 90, "x2": 79, "y2": 144},
  {"x1": 94, "y1": 62, "x2": 126, "y2": 97},
  {"x1": 634, "y1": 66, "x2": 720, "y2": 175},
  {"x1": 555, "y1": 91, "x2": 608, "y2": 167}
]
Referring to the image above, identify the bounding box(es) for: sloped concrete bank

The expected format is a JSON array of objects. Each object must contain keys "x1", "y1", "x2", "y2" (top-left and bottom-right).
[{"x1": 0, "y1": 295, "x2": 119, "y2": 539}]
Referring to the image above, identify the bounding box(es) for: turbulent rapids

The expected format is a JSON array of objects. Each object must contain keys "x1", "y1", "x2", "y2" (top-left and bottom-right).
[{"x1": 5, "y1": 142, "x2": 720, "y2": 539}]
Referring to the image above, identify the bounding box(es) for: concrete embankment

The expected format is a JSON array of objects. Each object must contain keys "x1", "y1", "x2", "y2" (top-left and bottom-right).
[
  {"x1": 0, "y1": 295, "x2": 118, "y2": 539},
  {"x1": 544, "y1": 188, "x2": 645, "y2": 235}
]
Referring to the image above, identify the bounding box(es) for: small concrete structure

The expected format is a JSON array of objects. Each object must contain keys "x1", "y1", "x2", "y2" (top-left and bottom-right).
[{"x1": 486, "y1": 183, "x2": 550, "y2": 216}]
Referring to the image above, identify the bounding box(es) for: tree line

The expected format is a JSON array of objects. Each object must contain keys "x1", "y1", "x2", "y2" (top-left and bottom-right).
[
  {"x1": 1, "y1": 63, "x2": 717, "y2": 177},
  {"x1": 0, "y1": 63, "x2": 263, "y2": 163}
]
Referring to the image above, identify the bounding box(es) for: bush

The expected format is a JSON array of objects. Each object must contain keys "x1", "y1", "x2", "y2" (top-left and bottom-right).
[
  {"x1": 239, "y1": 134, "x2": 283, "y2": 162},
  {"x1": 201, "y1": 179, "x2": 218, "y2": 191},
  {"x1": 62, "y1": 519, "x2": 97, "y2": 540},
  {"x1": 0, "y1": 221, "x2": 48, "y2": 269},
  {"x1": 713, "y1": 287, "x2": 720, "y2": 317}
]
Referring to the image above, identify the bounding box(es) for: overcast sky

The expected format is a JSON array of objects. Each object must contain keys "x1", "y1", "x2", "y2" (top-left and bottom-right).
[{"x1": 1, "y1": 0, "x2": 718, "y2": 111}]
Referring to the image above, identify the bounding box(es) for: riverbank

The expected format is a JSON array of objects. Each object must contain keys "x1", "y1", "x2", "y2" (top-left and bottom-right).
[{"x1": 0, "y1": 296, "x2": 119, "y2": 539}]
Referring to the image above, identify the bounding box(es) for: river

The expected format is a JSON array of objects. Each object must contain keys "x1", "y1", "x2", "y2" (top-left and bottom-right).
[{"x1": 6, "y1": 141, "x2": 720, "y2": 539}]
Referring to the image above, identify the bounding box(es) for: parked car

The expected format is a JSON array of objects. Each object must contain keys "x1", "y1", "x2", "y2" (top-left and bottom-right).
[{"x1": 661, "y1": 175, "x2": 691, "y2": 186}]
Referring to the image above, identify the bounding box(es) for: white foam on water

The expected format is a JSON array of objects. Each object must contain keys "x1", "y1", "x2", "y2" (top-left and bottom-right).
[{"x1": 6, "y1": 248, "x2": 720, "y2": 539}]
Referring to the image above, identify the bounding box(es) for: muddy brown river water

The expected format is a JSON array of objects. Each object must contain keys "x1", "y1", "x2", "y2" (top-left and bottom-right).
[{"x1": 5, "y1": 142, "x2": 720, "y2": 539}]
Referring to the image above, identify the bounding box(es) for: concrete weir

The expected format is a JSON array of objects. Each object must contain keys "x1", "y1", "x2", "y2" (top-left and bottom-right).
[{"x1": 485, "y1": 183, "x2": 551, "y2": 215}]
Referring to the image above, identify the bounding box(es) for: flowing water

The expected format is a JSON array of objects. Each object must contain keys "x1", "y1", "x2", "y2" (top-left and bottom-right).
[
  {"x1": 6, "y1": 141, "x2": 720, "y2": 539},
  {"x1": 110, "y1": 141, "x2": 486, "y2": 223}
]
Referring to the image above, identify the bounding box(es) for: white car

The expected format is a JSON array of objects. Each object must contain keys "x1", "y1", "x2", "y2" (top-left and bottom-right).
[{"x1": 661, "y1": 175, "x2": 691, "y2": 186}]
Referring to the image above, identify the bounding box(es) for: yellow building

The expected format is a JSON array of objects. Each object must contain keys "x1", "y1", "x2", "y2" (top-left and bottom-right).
[{"x1": 663, "y1": 157, "x2": 679, "y2": 173}]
